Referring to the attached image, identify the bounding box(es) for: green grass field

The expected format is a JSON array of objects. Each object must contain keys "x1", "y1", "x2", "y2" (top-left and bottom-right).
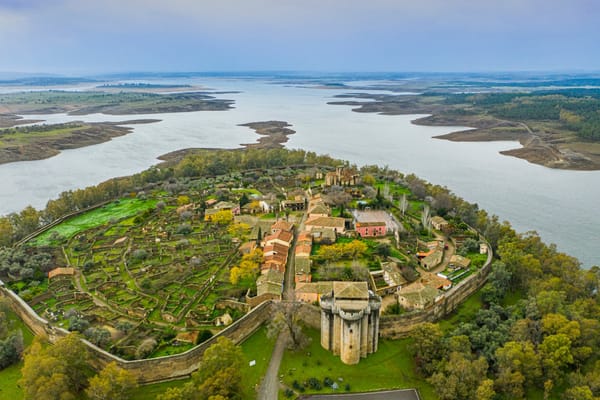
[
  {"x1": 32, "y1": 198, "x2": 157, "y2": 245},
  {"x1": 438, "y1": 291, "x2": 483, "y2": 333},
  {"x1": 132, "y1": 327, "x2": 276, "y2": 400},
  {"x1": 278, "y1": 328, "x2": 436, "y2": 399},
  {"x1": 0, "y1": 308, "x2": 35, "y2": 400}
]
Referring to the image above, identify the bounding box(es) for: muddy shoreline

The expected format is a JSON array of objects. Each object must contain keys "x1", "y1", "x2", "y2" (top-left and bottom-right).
[
  {"x1": 157, "y1": 120, "x2": 296, "y2": 164},
  {"x1": 329, "y1": 95, "x2": 600, "y2": 171},
  {"x1": 0, "y1": 119, "x2": 159, "y2": 165}
]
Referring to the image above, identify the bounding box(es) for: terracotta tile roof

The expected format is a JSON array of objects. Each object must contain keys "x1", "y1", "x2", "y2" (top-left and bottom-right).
[
  {"x1": 305, "y1": 216, "x2": 345, "y2": 229},
  {"x1": 264, "y1": 242, "x2": 289, "y2": 256},
  {"x1": 295, "y1": 244, "x2": 312, "y2": 256},
  {"x1": 48, "y1": 267, "x2": 75, "y2": 279},
  {"x1": 264, "y1": 230, "x2": 293, "y2": 245},
  {"x1": 271, "y1": 220, "x2": 294, "y2": 232},
  {"x1": 333, "y1": 281, "x2": 369, "y2": 300}
]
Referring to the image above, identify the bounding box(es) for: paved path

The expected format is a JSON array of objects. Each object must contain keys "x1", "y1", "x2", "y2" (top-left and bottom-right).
[{"x1": 257, "y1": 330, "x2": 288, "y2": 400}]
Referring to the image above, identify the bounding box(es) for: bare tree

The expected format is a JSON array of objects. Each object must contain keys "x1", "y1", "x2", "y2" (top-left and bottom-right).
[
  {"x1": 421, "y1": 204, "x2": 431, "y2": 234},
  {"x1": 400, "y1": 193, "x2": 408, "y2": 216},
  {"x1": 266, "y1": 301, "x2": 308, "y2": 350}
]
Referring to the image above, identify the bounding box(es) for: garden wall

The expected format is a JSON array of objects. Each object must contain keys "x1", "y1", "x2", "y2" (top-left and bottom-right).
[{"x1": 0, "y1": 282, "x2": 275, "y2": 383}]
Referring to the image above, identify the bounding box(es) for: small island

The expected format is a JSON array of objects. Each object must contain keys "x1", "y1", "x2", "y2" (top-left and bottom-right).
[{"x1": 239, "y1": 120, "x2": 296, "y2": 149}]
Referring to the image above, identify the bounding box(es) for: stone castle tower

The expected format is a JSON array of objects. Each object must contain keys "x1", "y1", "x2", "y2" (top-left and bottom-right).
[{"x1": 320, "y1": 281, "x2": 381, "y2": 365}]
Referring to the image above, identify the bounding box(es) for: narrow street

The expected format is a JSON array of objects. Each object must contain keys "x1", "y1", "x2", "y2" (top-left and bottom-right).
[{"x1": 258, "y1": 209, "x2": 307, "y2": 398}]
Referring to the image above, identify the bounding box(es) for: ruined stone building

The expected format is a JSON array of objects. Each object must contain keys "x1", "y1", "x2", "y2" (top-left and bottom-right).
[{"x1": 320, "y1": 281, "x2": 381, "y2": 364}]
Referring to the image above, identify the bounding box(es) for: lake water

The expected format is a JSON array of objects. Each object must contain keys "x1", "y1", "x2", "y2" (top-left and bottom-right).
[{"x1": 0, "y1": 78, "x2": 598, "y2": 267}]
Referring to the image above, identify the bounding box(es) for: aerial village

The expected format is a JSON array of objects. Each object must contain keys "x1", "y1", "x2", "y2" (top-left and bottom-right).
[{"x1": 5, "y1": 162, "x2": 489, "y2": 365}]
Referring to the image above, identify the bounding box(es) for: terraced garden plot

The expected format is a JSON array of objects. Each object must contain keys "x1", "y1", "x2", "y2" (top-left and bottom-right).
[{"x1": 23, "y1": 193, "x2": 245, "y2": 358}]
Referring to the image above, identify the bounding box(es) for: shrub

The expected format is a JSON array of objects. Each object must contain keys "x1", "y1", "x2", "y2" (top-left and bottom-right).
[
  {"x1": 176, "y1": 224, "x2": 193, "y2": 235},
  {"x1": 131, "y1": 249, "x2": 148, "y2": 261},
  {"x1": 307, "y1": 377, "x2": 322, "y2": 390},
  {"x1": 196, "y1": 329, "x2": 213, "y2": 344},
  {"x1": 84, "y1": 327, "x2": 111, "y2": 347},
  {"x1": 175, "y1": 239, "x2": 189, "y2": 249},
  {"x1": 284, "y1": 388, "x2": 294, "y2": 398},
  {"x1": 136, "y1": 338, "x2": 157, "y2": 359},
  {"x1": 68, "y1": 316, "x2": 90, "y2": 332}
]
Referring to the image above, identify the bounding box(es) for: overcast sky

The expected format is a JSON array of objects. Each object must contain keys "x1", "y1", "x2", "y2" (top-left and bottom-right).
[{"x1": 1, "y1": 0, "x2": 599, "y2": 74}]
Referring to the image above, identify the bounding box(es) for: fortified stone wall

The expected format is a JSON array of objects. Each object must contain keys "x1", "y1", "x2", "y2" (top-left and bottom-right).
[{"x1": 0, "y1": 282, "x2": 275, "y2": 383}]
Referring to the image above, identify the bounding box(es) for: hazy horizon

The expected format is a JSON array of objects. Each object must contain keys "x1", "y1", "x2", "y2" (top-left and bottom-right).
[{"x1": 1, "y1": 0, "x2": 599, "y2": 74}]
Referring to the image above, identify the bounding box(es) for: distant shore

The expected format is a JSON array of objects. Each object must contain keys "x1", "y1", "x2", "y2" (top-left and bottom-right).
[
  {"x1": 0, "y1": 119, "x2": 160, "y2": 165},
  {"x1": 329, "y1": 94, "x2": 600, "y2": 171}
]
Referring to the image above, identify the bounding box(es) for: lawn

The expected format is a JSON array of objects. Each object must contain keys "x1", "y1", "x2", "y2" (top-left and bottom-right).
[
  {"x1": 278, "y1": 328, "x2": 436, "y2": 399},
  {"x1": 33, "y1": 197, "x2": 157, "y2": 245},
  {"x1": 0, "y1": 308, "x2": 36, "y2": 400},
  {"x1": 438, "y1": 291, "x2": 483, "y2": 333},
  {"x1": 132, "y1": 326, "x2": 276, "y2": 400},
  {"x1": 0, "y1": 362, "x2": 24, "y2": 399}
]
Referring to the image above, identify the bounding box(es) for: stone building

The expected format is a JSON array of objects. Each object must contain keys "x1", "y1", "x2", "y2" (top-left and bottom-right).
[{"x1": 320, "y1": 282, "x2": 381, "y2": 365}]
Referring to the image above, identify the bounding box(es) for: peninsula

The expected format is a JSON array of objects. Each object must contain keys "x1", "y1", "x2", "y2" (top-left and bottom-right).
[{"x1": 329, "y1": 91, "x2": 600, "y2": 170}]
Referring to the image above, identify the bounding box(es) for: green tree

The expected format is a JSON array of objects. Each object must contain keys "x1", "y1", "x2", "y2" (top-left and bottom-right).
[
  {"x1": 410, "y1": 323, "x2": 444, "y2": 376},
  {"x1": 20, "y1": 339, "x2": 75, "y2": 400},
  {"x1": 429, "y1": 352, "x2": 488, "y2": 400},
  {"x1": 86, "y1": 362, "x2": 137, "y2": 400},
  {"x1": 539, "y1": 333, "x2": 573, "y2": 381},
  {"x1": 475, "y1": 379, "x2": 496, "y2": 400},
  {"x1": 185, "y1": 337, "x2": 244, "y2": 400},
  {"x1": 495, "y1": 340, "x2": 541, "y2": 392}
]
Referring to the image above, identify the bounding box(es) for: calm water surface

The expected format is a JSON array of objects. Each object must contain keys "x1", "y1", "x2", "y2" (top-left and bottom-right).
[{"x1": 0, "y1": 79, "x2": 598, "y2": 267}]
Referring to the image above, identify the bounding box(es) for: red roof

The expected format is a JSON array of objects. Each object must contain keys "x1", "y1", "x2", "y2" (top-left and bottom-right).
[{"x1": 264, "y1": 230, "x2": 293, "y2": 245}]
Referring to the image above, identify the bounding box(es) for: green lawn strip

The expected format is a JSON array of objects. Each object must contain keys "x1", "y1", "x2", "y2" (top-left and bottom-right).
[
  {"x1": 133, "y1": 326, "x2": 275, "y2": 400},
  {"x1": 32, "y1": 198, "x2": 157, "y2": 246},
  {"x1": 438, "y1": 291, "x2": 483, "y2": 333},
  {"x1": 0, "y1": 308, "x2": 36, "y2": 399},
  {"x1": 0, "y1": 362, "x2": 24, "y2": 399},
  {"x1": 278, "y1": 328, "x2": 436, "y2": 399},
  {"x1": 240, "y1": 326, "x2": 277, "y2": 399},
  {"x1": 130, "y1": 378, "x2": 189, "y2": 400}
]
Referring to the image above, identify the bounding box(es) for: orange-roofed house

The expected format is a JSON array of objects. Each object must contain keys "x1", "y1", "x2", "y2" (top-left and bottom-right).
[
  {"x1": 263, "y1": 230, "x2": 293, "y2": 248},
  {"x1": 48, "y1": 267, "x2": 75, "y2": 280},
  {"x1": 271, "y1": 220, "x2": 294, "y2": 233}
]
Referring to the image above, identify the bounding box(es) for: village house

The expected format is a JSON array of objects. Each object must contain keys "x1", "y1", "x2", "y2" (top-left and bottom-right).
[
  {"x1": 213, "y1": 201, "x2": 240, "y2": 215},
  {"x1": 295, "y1": 257, "x2": 312, "y2": 283},
  {"x1": 270, "y1": 220, "x2": 294, "y2": 234},
  {"x1": 305, "y1": 216, "x2": 346, "y2": 235},
  {"x1": 307, "y1": 201, "x2": 330, "y2": 219},
  {"x1": 294, "y1": 243, "x2": 312, "y2": 258},
  {"x1": 479, "y1": 242, "x2": 489, "y2": 254},
  {"x1": 417, "y1": 240, "x2": 445, "y2": 270},
  {"x1": 262, "y1": 230, "x2": 293, "y2": 248},
  {"x1": 311, "y1": 228, "x2": 337, "y2": 244},
  {"x1": 48, "y1": 267, "x2": 75, "y2": 280},
  {"x1": 263, "y1": 242, "x2": 289, "y2": 258},
  {"x1": 449, "y1": 254, "x2": 471, "y2": 270},
  {"x1": 324, "y1": 165, "x2": 361, "y2": 186},
  {"x1": 295, "y1": 281, "x2": 333, "y2": 303},
  {"x1": 238, "y1": 241, "x2": 257, "y2": 256},
  {"x1": 397, "y1": 282, "x2": 441, "y2": 310},
  {"x1": 431, "y1": 216, "x2": 449, "y2": 231},
  {"x1": 355, "y1": 221, "x2": 387, "y2": 237},
  {"x1": 352, "y1": 210, "x2": 399, "y2": 237},
  {"x1": 255, "y1": 269, "x2": 284, "y2": 299}
]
